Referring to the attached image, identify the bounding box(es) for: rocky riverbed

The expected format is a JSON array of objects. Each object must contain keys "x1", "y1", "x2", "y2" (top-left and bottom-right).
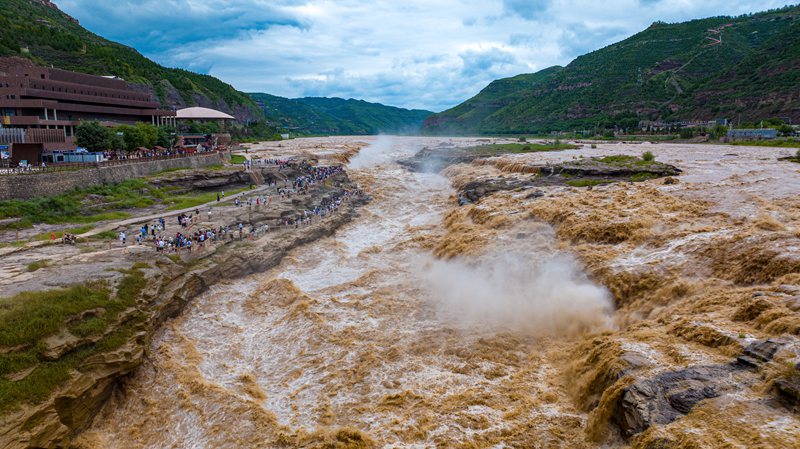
[
  {"x1": 0, "y1": 146, "x2": 369, "y2": 449},
  {"x1": 3, "y1": 136, "x2": 799, "y2": 448}
]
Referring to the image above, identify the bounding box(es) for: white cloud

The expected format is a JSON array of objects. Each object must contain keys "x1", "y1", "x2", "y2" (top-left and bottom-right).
[{"x1": 57, "y1": 0, "x2": 794, "y2": 111}]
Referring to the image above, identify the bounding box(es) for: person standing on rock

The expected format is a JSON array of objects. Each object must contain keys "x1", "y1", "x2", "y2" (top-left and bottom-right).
[{"x1": 119, "y1": 231, "x2": 126, "y2": 245}]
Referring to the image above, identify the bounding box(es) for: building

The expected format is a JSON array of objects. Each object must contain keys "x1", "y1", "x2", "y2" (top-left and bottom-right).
[
  {"x1": 727, "y1": 129, "x2": 778, "y2": 140},
  {"x1": 0, "y1": 57, "x2": 175, "y2": 163},
  {"x1": 176, "y1": 107, "x2": 235, "y2": 123},
  {"x1": 639, "y1": 118, "x2": 729, "y2": 132}
]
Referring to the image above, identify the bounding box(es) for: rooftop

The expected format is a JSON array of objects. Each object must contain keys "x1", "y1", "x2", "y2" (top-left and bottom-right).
[{"x1": 176, "y1": 107, "x2": 235, "y2": 120}]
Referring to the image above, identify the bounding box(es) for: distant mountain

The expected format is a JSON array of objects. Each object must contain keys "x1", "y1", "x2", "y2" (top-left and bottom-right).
[
  {"x1": 423, "y1": 5, "x2": 800, "y2": 135},
  {"x1": 250, "y1": 93, "x2": 433, "y2": 135},
  {"x1": 0, "y1": 0, "x2": 263, "y2": 121}
]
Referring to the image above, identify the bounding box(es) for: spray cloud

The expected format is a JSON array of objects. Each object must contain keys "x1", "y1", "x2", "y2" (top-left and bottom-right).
[
  {"x1": 349, "y1": 135, "x2": 398, "y2": 169},
  {"x1": 418, "y1": 249, "x2": 614, "y2": 337}
]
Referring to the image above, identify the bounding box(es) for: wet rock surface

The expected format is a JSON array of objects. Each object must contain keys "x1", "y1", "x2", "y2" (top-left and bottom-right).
[
  {"x1": 616, "y1": 364, "x2": 743, "y2": 438},
  {"x1": 614, "y1": 338, "x2": 792, "y2": 439},
  {"x1": 460, "y1": 178, "x2": 538, "y2": 203},
  {"x1": 403, "y1": 147, "x2": 683, "y2": 204},
  {"x1": 398, "y1": 146, "x2": 484, "y2": 172},
  {"x1": 147, "y1": 166, "x2": 282, "y2": 193},
  {"x1": 551, "y1": 159, "x2": 681, "y2": 178}
]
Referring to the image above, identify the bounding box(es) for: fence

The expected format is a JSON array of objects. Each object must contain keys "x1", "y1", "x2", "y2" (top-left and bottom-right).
[
  {"x1": 0, "y1": 150, "x2": 225, "y2": 176},
  {"x1": 0, "y1": 152, "x2": 227, "y2": 200}
]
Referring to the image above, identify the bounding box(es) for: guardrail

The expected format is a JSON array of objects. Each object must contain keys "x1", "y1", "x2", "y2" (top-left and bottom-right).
[{"x1": 0, "y1": 150, "x2": 225, "y2": 175}]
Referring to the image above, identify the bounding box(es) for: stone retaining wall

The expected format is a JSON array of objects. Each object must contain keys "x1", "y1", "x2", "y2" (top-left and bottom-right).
[{"x1": 0, "y1": 153, "x2": 225, "y2": 200}]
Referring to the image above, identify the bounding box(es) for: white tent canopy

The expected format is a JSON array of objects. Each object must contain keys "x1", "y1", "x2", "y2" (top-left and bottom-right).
[{"x1": 175, "y1": 107, "x2": 235, "y2": 120}]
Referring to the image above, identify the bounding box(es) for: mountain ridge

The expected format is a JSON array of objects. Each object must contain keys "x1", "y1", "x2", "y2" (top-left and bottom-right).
[
  {"x1": 1, "y1": 0, "x2": 430, "y2": 135},
  {"x1": 250, "y1": 93, "x2": 433, "y2": 135},
  {"x1": 423, "y1": 5, "x2": 800, "y2": 135},
  {"x1": 0, "y1": 0, "x2": 267, "y2": 121}
]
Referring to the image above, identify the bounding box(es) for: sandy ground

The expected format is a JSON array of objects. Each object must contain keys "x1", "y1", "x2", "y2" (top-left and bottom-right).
[{"x1": 74, "y1": 137, "x2": 800, "y2": 448}]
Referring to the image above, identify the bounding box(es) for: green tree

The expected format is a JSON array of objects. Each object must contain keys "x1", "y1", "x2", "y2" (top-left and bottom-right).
[
  {"x1": 156, "y1": 126, "x2": 176, "y2": 148},
  {"x1": 134, "y1": 122, "x2": 158, "y2": 148},
  {"x1": 116, "y1": 125, "x2": 145, "y2": 151},
  {"x1": 75, "y1": 121, "x2": 113, "y2": 151},
  {"x1": 776, "y1": 124, "x2": 794, "y2": 137},
  {"x1": 711, "y1": 124, "x2": 729, "y2": 140},
  {"x1": 188, "y1": 121, "x2": 221, "y2": 134}
]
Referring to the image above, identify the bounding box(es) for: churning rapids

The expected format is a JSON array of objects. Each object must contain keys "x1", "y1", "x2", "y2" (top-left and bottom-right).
[{"x1": 77, "y1": 137, "x2": 615, "y2": 448}]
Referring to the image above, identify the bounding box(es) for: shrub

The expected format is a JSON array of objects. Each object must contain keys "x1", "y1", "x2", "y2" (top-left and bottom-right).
[
  {"x1": 566, "y1": 179, "x2": 612, "y2": 187},
  {"x1": 642, "y1": 151, "x2": 655, "y2": 162},
  {"x1": 518, "y1": 137, "x2": 527, "y2": 142},
  {"x1": 26, "y1": 260, "x2": 49, "y2": 272}
]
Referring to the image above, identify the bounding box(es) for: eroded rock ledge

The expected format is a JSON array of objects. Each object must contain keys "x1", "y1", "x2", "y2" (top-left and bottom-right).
[{"x1": 0, "y1": 198, "x2": 367, "y2": 449}]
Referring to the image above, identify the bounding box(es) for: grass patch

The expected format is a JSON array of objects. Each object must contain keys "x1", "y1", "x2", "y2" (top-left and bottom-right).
[
  {"x1": 89, "y1": 230, "x2": 119, "y2": 240},
  {"x1": 149, "y1": 164, "x2": 227, "y2": 178},
  {"x1": 0, "y1": 269, "x2": 147, "y2": 414},
  {"x1": 0, "y1": 179, "x2": 154, "y2": 229},
  {"x1": 0, "y1": 284, "x2": 111, "y2": 349},
  {"x1": 590, "y1": 155, "x2": 662, "y2": 168},
  {"x1": 165, "y1": 186, "x2": 249, "y2": 211},
  {"x1": 730, "y1": 139, "x2": 800, "y2": 148},
  {"x1": 630, "y1": 172, "x2": 659, "y2": 182},
  {"x1": 69, "y1": 316, "x2": 107, "y2": 338},
  {"x1": 31, "y1": 226, "x2": 94, "y2": 242},
  {"x1": 70, "y1": 211, "x2": 132, "y2": 224},
  {"x1": 566, "y1": 179, "x2": 613, "y2": 187},
  {"x1": 597, "y1": 155, "x2": 639, "y2": 164},
  {"x1": 230, "y1": 154, "x2": 247, "y2": 164},
  {"x1": 466, "y1": 142, "x2": 580, "y2": 156},
  {"x1": 25, "y1": 260, "x2": 50, "y2": 272}
]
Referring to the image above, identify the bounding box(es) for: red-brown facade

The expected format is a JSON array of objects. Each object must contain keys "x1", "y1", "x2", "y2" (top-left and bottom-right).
[{"x1": 0, "y1": 57, "x2": 176, "y2": 159}]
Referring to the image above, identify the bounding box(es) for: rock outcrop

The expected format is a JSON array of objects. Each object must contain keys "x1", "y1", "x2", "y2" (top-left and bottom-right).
[
  {"x1": 0, "y1": 186, "x2": 368, "y2": 449},
  {"x1": 615, "y1": 365, "x2": 736, "y2": 437},
  {"x1": 611, "y1": 338, "x2": 795, "y2": 439}
]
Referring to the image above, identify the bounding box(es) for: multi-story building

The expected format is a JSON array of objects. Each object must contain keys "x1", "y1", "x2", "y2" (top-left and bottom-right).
[
  {"x1": 0, "y1": 57, "x2": 176, "y2": 163},
  {"x1": 727, "y1": 128, "x2": 779, "y2": 140}
]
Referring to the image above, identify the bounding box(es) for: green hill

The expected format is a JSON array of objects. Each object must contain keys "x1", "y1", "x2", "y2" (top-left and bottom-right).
[
  {"x1": 423, "y1": 5, "x2": 800, "y2": 135},
  {"x1": 250, "y1": 93, "x2": 433, "y2": 135},
  {"x1": 0, "y1": 0, "x2": 263, "y2": 121}
]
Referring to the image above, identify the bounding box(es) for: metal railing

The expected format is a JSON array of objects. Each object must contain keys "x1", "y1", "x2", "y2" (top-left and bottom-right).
[{"x1": 0, "y1": 128, "x2": 67, "y2": 145}]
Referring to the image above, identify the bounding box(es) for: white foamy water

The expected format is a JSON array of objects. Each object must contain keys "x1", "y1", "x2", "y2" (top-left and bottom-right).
[{"x1": 81, "y1": 137, "x2": 612, "y2": 448}]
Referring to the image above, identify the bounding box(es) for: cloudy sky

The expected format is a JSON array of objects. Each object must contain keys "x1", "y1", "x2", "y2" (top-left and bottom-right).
[{"x1": 57, "y1": 0, "x2": 792, "y2": 112}]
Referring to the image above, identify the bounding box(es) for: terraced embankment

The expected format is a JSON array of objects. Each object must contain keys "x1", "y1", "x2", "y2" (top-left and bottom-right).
[
  {"x1": 8, "y1": 136, "x2": 798, "y2": 448},
  {"x1": 0, "y1": 149, "x2": 368, "y2": 449}
]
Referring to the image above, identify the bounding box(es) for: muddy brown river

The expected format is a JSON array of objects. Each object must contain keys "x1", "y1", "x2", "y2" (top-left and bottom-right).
[{"x1": 77, "y1": 137, "x2": 800, "y2": 448}]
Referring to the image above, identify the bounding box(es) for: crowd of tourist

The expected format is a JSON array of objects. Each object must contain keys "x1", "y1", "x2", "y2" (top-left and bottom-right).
[{"x1": 111, "y1": 159, "x2": 364, "y2": 256}]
